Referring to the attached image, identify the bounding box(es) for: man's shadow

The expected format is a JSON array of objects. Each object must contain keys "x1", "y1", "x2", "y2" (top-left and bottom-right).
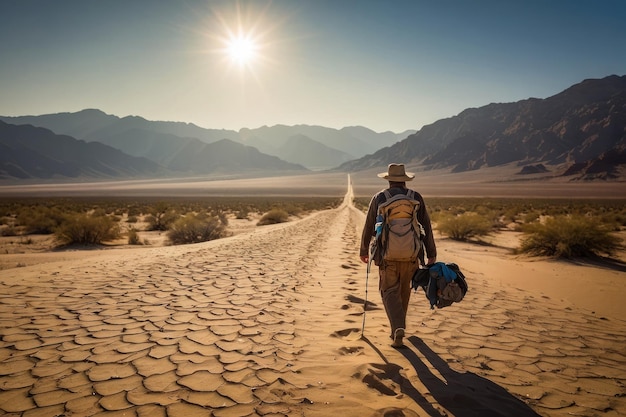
[{"x1": 400, "y1": 336, "x2": 542, "y2": 417}]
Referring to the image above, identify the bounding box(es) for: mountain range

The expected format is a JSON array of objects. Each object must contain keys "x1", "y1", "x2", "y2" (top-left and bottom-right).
[
  {"x1": 0, "y1": 110, "x2": 409, "y2": 172},
  {"x1": 1, "y1": 75, "x2": 624, "y2": 181},
  {"x1": 0, "y1": 122, "x2": 164, "y2": 179},
  {"x1": 340, "y1": 75, "x2": 626, "y2": 180}
]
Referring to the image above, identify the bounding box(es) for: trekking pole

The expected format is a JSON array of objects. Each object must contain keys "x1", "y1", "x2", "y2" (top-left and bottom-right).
[
  {"x1": 361, "y1": 256, "x2": 371, "y2": 336},
  {"x1": 362, "y1": 214, "x2": 383, "y2": 337},
  {"x1": 362, "y1": 237, "x2": 377, "y2": 337}
]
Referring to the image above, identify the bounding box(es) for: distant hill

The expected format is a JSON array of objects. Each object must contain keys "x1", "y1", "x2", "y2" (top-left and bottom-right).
[
  {"x1": 0, "y1": 121, "x2": 307, "y2": 180},
  {"x1": 274, "y1": 134, "x2": 354, "y2": 170},
  {"x1": 0, "y1": 110, "x2": 407, "y2": 170},
  {"x1": 166, "y1": 139, "x2": 306, "y2": 175},
  {"x1": 238, "y1": 125, "x2": 409, "y2": 165},
  {"x1": 0, "y1": 121, "x2": 164, "y2": 179},
  {"x1": 339, "y1": 75, "x2": 626, "y2": 180},
  {"x1": 0, "y1": 109, "x2": 240, "y2": 145}
]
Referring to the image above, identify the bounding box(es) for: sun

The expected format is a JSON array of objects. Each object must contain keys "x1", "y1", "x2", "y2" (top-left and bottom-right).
[
  {"x1": 205, "y1": 3, "x2": 280, "y2": 74},
  {"x1": 226, "y1": 34, "x2": 257, "y2": 66}
]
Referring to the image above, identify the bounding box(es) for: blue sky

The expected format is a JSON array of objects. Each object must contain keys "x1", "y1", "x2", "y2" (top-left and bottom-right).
[{"x1": 1, "y1": 0, "x2": 624, "y2": 132}]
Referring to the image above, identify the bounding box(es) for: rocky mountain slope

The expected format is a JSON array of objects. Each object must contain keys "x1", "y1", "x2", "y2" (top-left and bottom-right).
[{"x1": 339, "y1": 75, "x2": 626, "y2": 179}]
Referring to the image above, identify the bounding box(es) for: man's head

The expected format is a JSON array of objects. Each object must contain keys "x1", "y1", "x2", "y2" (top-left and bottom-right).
[{"x1": 377, "y1": 163, "x2": 414, "y2": 182}]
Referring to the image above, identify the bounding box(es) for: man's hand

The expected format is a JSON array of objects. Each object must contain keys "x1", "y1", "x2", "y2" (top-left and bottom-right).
[{"x1": 360, "y1": 255, "x2": 369, "y2": 264}]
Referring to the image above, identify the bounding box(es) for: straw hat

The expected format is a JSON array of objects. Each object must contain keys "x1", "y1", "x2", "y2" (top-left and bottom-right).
[{"x1": 377, "y1": 163, "x2": 415, "y2": 181}]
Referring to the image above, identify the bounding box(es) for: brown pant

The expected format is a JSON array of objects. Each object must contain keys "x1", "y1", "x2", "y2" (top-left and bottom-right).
[{"x1": 379, "y1": 261, "x2": 419, "y2": 337}]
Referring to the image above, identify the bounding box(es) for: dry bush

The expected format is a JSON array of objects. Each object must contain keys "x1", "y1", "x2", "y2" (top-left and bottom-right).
[
  {"x1": 145, "y1": 202, "x2": 179, "y2": 231},
  {"x1": 436, "y1": 213, "x2": 493, "y2": 241},
  {"x1": 235, "y1": 209, "x2": 249, "y2": 220},
  {"x1": 167, "y1": 214, "x2": 227, "y2": 245},
  {"x1": 257, "y1": 209, "x2": 289, "y2": 226},
  {"x1": 1, "y1": 226, "x2": 18, "y2": 237},
  {"x1": 54, "y1": 213, "x2": 120, "y2": 245},
  {"x1": 17, "y1": 206, "x2": 65, "y2": 234},
  {"x1": 519, "y1": 215, "x2": 622, "y2": 258},
  {"x1": 127, "y1": 228, "x2": 142, "y2": 245}
]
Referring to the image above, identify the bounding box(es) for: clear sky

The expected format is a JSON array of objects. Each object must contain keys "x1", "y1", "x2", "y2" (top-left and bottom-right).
[{"x1": 1, "y1": 0, "x2": 625, "y2": 133}]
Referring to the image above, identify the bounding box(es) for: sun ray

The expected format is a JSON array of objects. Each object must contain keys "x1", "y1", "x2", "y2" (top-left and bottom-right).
[{"x1": 225, "y1": 32, "x2": 258, "y2": 66}]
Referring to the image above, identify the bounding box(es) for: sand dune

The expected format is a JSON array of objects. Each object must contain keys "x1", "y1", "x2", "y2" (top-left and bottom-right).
[{"x1": 0, "y1": 178, "x2": 625, "y2": 416}]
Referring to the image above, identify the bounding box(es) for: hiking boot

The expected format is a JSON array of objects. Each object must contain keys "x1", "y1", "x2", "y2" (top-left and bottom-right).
[{"x1": 391, "y1": 328, "x2": 405, "y2": 348}]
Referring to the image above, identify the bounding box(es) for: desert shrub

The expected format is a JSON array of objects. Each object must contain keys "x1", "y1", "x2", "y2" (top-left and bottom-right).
[
  {"x1": 91, "y1": 208, "x2": 108, "y2": 217},
  {"x1": 127, "y1": 228, "x2": 142, "y2": 245},
  {"x1": 235, "y1": 209, "x2": 249, "y2": 220},
  {"x1": 1, "y1": 226, "x2": 18, "y2": 237},
  {"x1": 257, "y1": 209, "x2": 289, "y2": 226},
  {"x1": 55, "y1": 213, "x2": 120, "y2": 245},
  {"x1": 17, "y1": 206, "x2": 65, "y2": 234},
  {"x1": 519, "y1": 215, "x2": 622, "y2": 258},
  {"x1": 126, "y1": 215, "x2": 138, "y2": 223},
  {"x1": 217, "y1": 211, "x2": 229, "y2": 226},
  {"x1": 352, "y1": 198, "x2": 369, "y2": 213},
  {"x1": 436, "y1": 213, "x2": 493, "y2": 241},
  {"x1": 428, "y1": 210, "x2": 445, "y2": 224},
  {"x1": 126, "y1": 205, "x2": 142, "y2": 217},
  {"x1": 523, "y1": 211, "x2": 541, "y2": 224},
  {"x1": 597, "y1": 212, "x2": 625, "y2": 231},
  {"x1": 167, "y1": 214, "x2": 227, "y2": 245},
  {"x1": 145, "y1": 203, "x2": 179, "y2": 231},
  {"x1": 502, "y1": 207, "x2": 521, "y2": 224},
  {"x1": 282, "y1": 203, "x2": 302, "y2": 216}
]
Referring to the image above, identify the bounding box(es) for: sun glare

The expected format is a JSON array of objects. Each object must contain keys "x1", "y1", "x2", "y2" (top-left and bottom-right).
[
  {"x1": 205, "y1": 2, "x2": 282, "y2": 76},
  {"x1": 226, "y1": 35, "x2": 257, "y2": 65}
]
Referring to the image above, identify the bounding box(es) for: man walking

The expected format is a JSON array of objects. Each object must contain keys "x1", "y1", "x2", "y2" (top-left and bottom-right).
[{"x1": 360, "y1": 163, "x2": 437, "y2": 347}]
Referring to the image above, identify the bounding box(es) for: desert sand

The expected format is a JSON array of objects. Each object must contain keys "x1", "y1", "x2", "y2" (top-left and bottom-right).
[{"x1": 0, "y1": 176, "x2": 625, "y2": 416}]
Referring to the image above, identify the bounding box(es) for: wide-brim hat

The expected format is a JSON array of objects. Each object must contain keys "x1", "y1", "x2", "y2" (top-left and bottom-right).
[{"x1": 377, "y1": 163, "x2": 414, "y2": 181}]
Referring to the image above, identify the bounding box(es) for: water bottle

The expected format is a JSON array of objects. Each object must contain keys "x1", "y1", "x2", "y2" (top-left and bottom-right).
[{"x1": 374, "y1": 214, "x2": 383, "y2": 237}]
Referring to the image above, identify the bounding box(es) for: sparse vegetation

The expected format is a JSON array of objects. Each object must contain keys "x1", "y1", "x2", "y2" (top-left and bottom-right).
[
  {"x1": 127, "y1": 228, "x2": 142, "y2": 245},
  {"x1": 235, "y1": 209, "x2": 249, "y2": 220},
  {"x1": 519, "y1": 215, "x2": 622, "y2": 258},
  {"x1": 54, "y1": 213, "x2": 120, "y2": 245},
  {"x1": 5, "y1": 195, "x2": 622, "y2": 260},
  {"x1": 17, "y1": 206, "x2": 65, "y2": 234},
  {"x1": 436, "y1": 212, "x2": 493, "y2": 241},
  {"x1": 167, "y1": 214, "x2": 228, "y2": 244},
  {"x1": 257, "y1": 209, "x2": 289, "y2": 225},
  {"x1": 145, "y1": 202, "x2": 179, "y2": 231}
]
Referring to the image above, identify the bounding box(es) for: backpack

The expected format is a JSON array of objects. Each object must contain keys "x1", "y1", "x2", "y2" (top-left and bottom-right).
[
  {"x1": 411, "y1": 262, "x2": 468, "y2": 309},
  {"x1": 374, "y1": 189, "x2": 425, "y2": 265}
]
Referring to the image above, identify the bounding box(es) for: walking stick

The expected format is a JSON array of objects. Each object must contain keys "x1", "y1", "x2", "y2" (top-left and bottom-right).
[
  {"x1": 361, "y1": 240, "x2": 376, "y2": 337},
  {"x1": 361, "y1": 259, "x2": 370, "y2": 336}
]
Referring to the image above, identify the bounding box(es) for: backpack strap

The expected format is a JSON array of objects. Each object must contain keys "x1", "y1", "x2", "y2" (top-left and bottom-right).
[
  {"x1": 378, "y1": 188, "x2": 415, "y2": 208},
  {"x1": 379, "y1": 189, "x2": 418, "y2": 211}
]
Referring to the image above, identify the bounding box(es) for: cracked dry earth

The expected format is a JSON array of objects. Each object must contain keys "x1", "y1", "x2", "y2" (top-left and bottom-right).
[
  {"x1": 0, "y1": 182, "x2": 378, "y2": 417},
  {"x1": 1, "y1": 180, "x2": 626, "y2": 417}
]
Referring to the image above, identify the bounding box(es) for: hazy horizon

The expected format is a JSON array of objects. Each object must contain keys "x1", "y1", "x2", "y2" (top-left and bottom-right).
[{"x1": 1, "y1": 0, "x2": 625, "y2": 133}]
